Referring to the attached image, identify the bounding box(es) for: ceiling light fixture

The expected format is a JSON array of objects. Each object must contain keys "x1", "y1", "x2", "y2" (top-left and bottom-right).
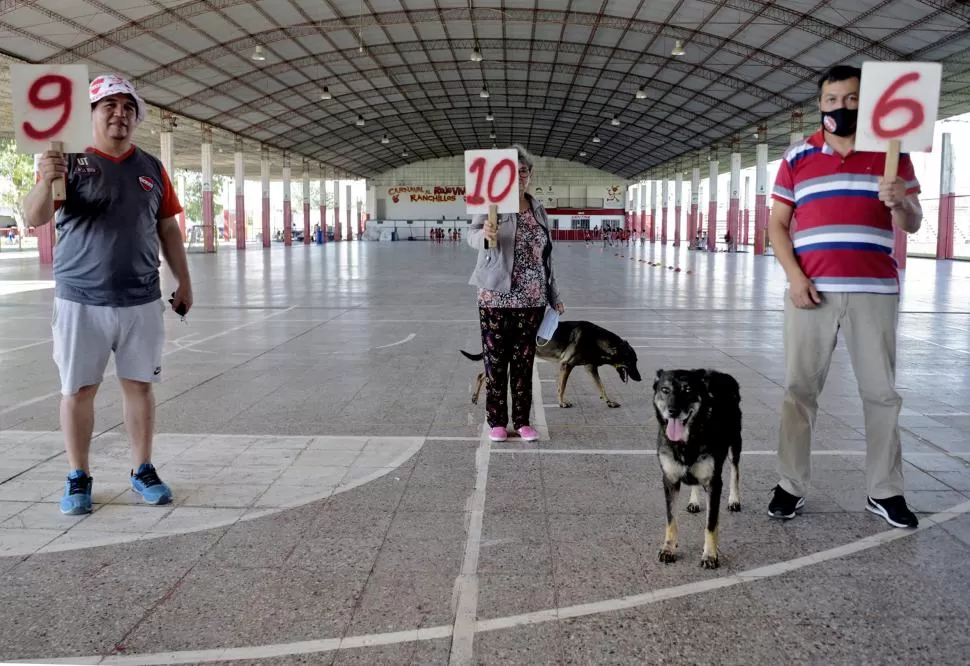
[
  {"x1": 251, "y1": 45, "x2": 266, "y2": 61},
  {"x1": 489, "y1": 131, "x2": 496, "y2": 139},
  {"x1": 402, "y1": 149, "x2": 408, "y2": 157},
  {"x1": 592, "y1": 135, "x2": 601, "y2": 143},
  {"x1": 611, "y1": 115, "x2": 620, "y2": 126},
  {"x1": 470, "y1": 45, "x2": 483, "y2": 62},
  {"x1": 486, "y1": 111, "x2": 494, "y2": 121},
  {"x1": 636, "y1": 86, "x2": 647, "y2": 99},
  {"x1": 479, "y1": 86, "x2": 490, "y2": 99},
  {"x1": 356, "y1": 115, "x2": 365, "y2": 126},
  {"x1": 671, "y1": 39, "x2": 686, "y2": 57},
  {"x1": 381, "y1": 134, "x2": 389, "y2": 144},
  {"x1": 320, "y1": 86, "x2": 331, "y2": 100},
  {"x1": 579, "y1": 151, "x2": 587, "y2": 157}
]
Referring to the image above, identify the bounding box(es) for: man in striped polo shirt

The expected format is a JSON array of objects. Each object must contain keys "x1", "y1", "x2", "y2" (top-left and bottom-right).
[
  {"x1": 25, "y1": 75, "x2": 192, "y2": 515},
  {"x1": 766, "y1": 65, "x2": 923, "y2": 528}
]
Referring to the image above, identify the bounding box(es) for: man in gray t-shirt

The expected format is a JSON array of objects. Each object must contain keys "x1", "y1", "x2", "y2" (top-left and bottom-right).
[{"x1": 24, "y1": 74, "x2": 193, "y2": 515}]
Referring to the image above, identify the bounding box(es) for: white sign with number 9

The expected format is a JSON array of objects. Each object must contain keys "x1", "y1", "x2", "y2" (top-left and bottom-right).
[
  {"x1": 855, "y1": 61, "x2": 942, "y2": 154},
  {"x1": 464, "y1": 149, "x2": 521, "y2": 215},
  {"x1": 10, "y1": 64, "x2": 93, "y2": 155}
]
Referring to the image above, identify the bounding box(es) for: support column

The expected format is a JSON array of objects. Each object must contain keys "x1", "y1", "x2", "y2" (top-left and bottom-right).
[
  {"x1": 790, "y1": 110, "x2": 804, "y2": 146},
  {"x1": 637, "y1": 180, "x2": 647, "y2": 234},
  {"x1": 201, "y1": 125, "x2": 215, "y2": 253},
  {"x1": 345, "y1": 183, "x2": 353, "y2": 241},
  {"x1": 160, "y1": 111, "x2": 174, "y2": 179},
  {"x1": 937, "y1": 132, "x2": 955, "y2": 260},
  {"x1": 319, "y1": 163, "x2": 327, "y2": 244},
  {"x1": 728, "y1": 135, "x2": 741, "y2": 251},
  {"x1": 333, "y1": 177, "x2": 341, "y2": 241},
  {"x1": 660, "y1": 177, "x2": 669, "y2": 245},
  {"x1": 673, "y1": 170, "x2": 682, "y2": 247},
  {"x1": 742, "y1": 175, "x2": 751, "y2": 246},
  {"x1": 282, "y1": 153, "x2": 292, "y2": 246},
  {"x1": 649, "y1": 180, "x2": 657, "y2": 243},
  {"x1": 302, "y1": 159, "x2": 311, "y2": 245},
  {"x1": 234, "y1": 136, "x2": 245, "y2": 250},
  {"x1": 32, "y1": 154, "x2": 55, "y2": 263},
  {"x1": 707, "y1": 145, "x2": 718, "y2": 251},
  {"x1": 754, "y1": 126, "x2": 769, "y2": 255},
  {"x1": 261, "y1": 145, "x2": 270, "y2": 248},
  {"x1": 177, "y1": 172, "x2": 186, "y2": 240},
  {"x1": 689, "y1": 160, "x2": 700, "y2": 245}
]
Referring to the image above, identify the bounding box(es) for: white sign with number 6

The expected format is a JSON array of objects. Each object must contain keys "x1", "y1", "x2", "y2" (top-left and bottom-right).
[
  {"x1": 855, "y1": 61, "x2": 942, "y2": 154},
  {"x1": 464, "y1": 149, "x2": 521, "y2": 215},
  {"x1": 10, "y1": 64, "x2": 93, "y2": 155}
]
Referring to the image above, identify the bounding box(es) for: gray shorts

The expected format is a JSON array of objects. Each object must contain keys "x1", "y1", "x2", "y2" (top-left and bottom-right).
[{"x1": 52, "y1": 297, "x2": 166, "y2": 396}]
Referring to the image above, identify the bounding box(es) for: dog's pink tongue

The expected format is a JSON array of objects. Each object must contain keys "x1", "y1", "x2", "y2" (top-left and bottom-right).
[{"x1": 666, "y1": 419, "x2": 686, "y2": 442}]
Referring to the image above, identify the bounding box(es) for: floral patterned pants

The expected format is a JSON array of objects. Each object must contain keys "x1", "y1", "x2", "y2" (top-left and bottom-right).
[{"x1": 478, "y1": 306, "x2": 545, "y2": 429}]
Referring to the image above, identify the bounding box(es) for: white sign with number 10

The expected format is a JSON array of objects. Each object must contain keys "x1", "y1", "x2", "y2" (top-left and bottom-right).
[
  {"x1": 855, "y1": 61, "x2": 942, "y2": 154},
  {"x1": 464, "y1": 149, "x2": 520, "y2": 215}
]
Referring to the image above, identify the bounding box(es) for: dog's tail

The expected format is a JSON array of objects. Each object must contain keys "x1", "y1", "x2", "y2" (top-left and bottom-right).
[{"x1": 459, "y1": 349, "x2": 484, "y2": 361}]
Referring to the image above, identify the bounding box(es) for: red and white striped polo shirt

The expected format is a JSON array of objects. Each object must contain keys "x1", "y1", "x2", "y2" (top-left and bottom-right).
[{"x1": 771, "y1": 129, "x2": 920, "y2": 294}]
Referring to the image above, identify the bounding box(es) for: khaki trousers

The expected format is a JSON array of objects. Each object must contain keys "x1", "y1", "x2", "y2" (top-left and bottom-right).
[{"x1": 778, "y1": 291, "x2": 904, "y2": 499}]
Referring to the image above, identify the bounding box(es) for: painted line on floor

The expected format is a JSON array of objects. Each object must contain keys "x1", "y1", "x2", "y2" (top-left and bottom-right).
[
  {"x1": 0, "y1": 433, "x2": 427, "y2": 558},
  {"x1": 448, "y1": 422, "x2": 492, "y2": 666},
  {"x1": 0, "y1": 306, "x2": 298, "y2": 416},
  {"x1": 0, "y1": 337, "x2": 53, "y2": 355},
  {"x1": 374, "y1": 333, "x2": 417, "y2": 349},
  {"x1": 30, "y1": 499, "x2": 970, "y2": 665},
  {"x1": 489, "y1": 448, "x2": 970, "y2": 457}
]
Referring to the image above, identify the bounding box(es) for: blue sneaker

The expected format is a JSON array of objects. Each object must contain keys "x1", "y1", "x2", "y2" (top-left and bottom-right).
[
  {"x1": 60, "y1": 470, "x2": 93, "y2": 515},
  {"x1": 130, "y1": 463, "x2": 173, "y2": 505}
]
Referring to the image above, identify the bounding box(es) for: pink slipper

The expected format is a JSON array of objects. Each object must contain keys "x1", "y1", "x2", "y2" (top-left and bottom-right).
[
  {"x1": 488, "y1": 426, "x2": 508, "y2": 442},
  {"x1": 516, "y1": 426, "x2": 539, "y2": 442}
]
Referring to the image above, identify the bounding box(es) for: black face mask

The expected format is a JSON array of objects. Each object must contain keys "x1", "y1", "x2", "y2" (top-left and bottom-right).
[{"x1": 821, "y1": 107, "x2": 857, "y2": 137}]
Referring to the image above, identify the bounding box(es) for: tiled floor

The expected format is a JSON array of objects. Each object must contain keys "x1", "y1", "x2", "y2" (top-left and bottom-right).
[{"x1": 1, "y1": 240, "x2": 969, "y2": 664}]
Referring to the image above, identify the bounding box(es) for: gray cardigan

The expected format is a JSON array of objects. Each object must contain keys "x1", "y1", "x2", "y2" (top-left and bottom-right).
[{"x1": 466, "y1": 193, "x2": 562, "y2": 306}]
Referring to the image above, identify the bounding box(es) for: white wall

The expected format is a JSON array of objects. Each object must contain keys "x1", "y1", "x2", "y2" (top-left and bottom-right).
[{"x1": 370, "y1": 154, "x2": 629, "y2": 220}]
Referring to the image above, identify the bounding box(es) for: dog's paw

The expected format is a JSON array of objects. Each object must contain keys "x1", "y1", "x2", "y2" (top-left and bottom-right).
[
  {"x1": 470, "y1": 397, "x2": 479, "y2": 405},
  {"x1": 558, "y1": 401, "x2": 572, "y2": 409},
  {"x1": 606, "y1": 400, "x2": 621, "y2": 408},
  {"x1": 728, "y1": 501, "x2": 741, "y2": 512},
  {"x1": 686, "y1": 502, "x2": 702, "y2": 514},
  {"x1": 658, "y1": 548, "x2": 677, "y2": 564},
  {"x1": 700, "y1": 554, "x2": 719, "y2": 570}
]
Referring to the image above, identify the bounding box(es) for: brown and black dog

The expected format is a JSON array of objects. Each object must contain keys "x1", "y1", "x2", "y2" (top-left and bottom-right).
[
  {"x1": 652, "y1": 368, "x2": 742, "y2": 569},
  {"x1": 460, "y1": 320, "x2": 642, "y2": 408}
]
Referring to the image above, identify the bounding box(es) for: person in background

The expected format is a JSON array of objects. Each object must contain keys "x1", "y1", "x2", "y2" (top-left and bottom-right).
[
  {"x1": 767, "y1": 64, "x2": 923, "y2": 528},
  {"x1": 467, "y1": 144, "x2": 565, "y2": 443},
  {"x1": 25, "y1": 75, "x2": 192, "y2": 515}
]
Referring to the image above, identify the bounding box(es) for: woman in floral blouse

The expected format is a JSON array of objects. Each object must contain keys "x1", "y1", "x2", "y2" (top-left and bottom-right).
[{"x1": 466, "y1": 145, "x2": 565, "y2": 442}]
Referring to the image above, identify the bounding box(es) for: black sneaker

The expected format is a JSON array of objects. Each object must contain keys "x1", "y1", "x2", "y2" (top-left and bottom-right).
[
  {"x1": 768, "y1": 485, "x2": 805, "y2": 519},
  {"x1": 866, "y1": 495, "x2": 918, "y2": 528}
]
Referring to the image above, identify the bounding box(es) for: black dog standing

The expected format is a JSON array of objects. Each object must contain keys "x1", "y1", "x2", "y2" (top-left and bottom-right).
[{"x1": 652, "y1": 369, "x2": 743, "y2": 569}]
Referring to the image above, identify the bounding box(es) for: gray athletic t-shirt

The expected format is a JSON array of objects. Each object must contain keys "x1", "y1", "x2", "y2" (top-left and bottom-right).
[{"x1": 53, "y1": 146, "x2": 182, "y2": 307}]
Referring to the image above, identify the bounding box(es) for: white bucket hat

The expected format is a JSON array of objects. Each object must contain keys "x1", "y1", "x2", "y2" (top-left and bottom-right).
[{"x1": 89, "y1": 74, "x2": 146, "y2": 123}]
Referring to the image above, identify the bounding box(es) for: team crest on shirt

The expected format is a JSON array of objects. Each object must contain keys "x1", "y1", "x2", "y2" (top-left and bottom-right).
[{"x1": 139, "y1": 176, "x2": 155, "y2": 192}]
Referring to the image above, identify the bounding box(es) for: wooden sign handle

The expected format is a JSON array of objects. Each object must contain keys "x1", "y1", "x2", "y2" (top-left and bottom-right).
[
  {"x1": 484, "y1": 203, "x2": 497, "y2": 249},
  {"x1": 884, "y1": 139, "x2": 901, "y2": 182},
  {"x1": 49, "y1": 140, "x2": 66, "y2": 202}
]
